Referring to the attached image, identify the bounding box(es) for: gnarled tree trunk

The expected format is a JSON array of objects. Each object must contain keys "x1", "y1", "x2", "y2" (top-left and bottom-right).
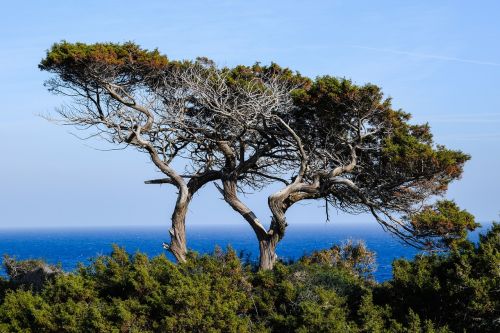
[
  {"x1": 219, "y1": 176, "x2": 282, "y2": 270},
  {"x1": 147, "y1": 171, "x2": 221, "y2": 263},
  {"x1": 258, "y1": 235, "x2": 280, "y2": 270},
  {"x1": 221, "y1": 179, "x2": 288, "y2": 270},
  {"x1": 167, "y1": 188, "x2": 192, "y2": 263}
]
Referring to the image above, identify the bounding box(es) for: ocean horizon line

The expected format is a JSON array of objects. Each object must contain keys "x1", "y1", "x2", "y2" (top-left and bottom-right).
[{"x1": 0, "y1": 221, "x2": 387, "y2": 231}]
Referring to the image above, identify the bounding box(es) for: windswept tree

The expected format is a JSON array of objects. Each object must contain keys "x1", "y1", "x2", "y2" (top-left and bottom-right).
[
  {"x1": 215, "y1": 76, "x2": 475, "y2": 269},
  {"x1": 167, "y1": 63, "x2": 309, "y2": 269},
  {"x1": 40, "y1": 42, "x2": 210, "y2": 262},
  {"x1": 39, "y1": 42, "x2": 294, "y2": 263},
  {"x1": 41, "y1": 42, "x2": 475, "y2": 271}
]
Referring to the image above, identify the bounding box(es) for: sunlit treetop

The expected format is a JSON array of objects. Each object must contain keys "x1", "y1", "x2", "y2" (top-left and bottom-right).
[
  {"x1": 408, "y1": 200, "x2": 478, "y2": 248},
  {"x1": 40, "y1": 41, "x2": 170, "y2": 88},
  {"x1": 40, "y1": 41, "x2": 169, "y2": 70}
]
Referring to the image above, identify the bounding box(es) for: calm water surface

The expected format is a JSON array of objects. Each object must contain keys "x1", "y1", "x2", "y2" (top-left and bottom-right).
[{"x1": 0, "y1": 223, "x2": 488, "y2": 281}]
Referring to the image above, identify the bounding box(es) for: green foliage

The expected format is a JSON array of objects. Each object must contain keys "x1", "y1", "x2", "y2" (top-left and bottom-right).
[
  {"x1": 300, "y1": 239, "x2": 377, "y2": 281},
  {"x1": 39, "y1": 41, "x2": 170, "y2": 92},
  {"x1": 0, "y1": 289, "x2": 55, "y2": 332},
  {"x1": 40, "y1": 41, "x2": 169, "y2": 71},
  {"x1": 289, "y1": 75, "x2": 470, "y2": 245},
  {"x1": 5, "y1": 229, "x2": 496, "y2": 333},
  {"x1": 225, "y1": 61, "x2": 310, "y2": 93},
  {"x1": 408, "y1": 200, "x2": 479, "y2": 248},
  {"x1": 378, "y1": 223, "x2": 500, "y2": 332}
]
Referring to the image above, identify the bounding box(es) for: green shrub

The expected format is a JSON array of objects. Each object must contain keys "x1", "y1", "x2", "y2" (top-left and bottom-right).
[
  {"x1": 378, "y1": 223, "x2": 500, "y2": 332},
  {"x1": 0, "y1": 225, "x2": 497, "y2": 332}
]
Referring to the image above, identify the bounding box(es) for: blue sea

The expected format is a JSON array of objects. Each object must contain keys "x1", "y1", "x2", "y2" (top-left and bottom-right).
[{"x1": 0, "y1": 223, "x2": 489, "y2": 281}]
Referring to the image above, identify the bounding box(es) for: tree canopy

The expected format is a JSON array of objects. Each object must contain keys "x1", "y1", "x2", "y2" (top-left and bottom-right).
[{"x1": 40, "y1": 41, "x2": 474, "y2": 270}]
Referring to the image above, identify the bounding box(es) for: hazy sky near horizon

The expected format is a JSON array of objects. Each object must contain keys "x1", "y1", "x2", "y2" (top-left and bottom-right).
[{"x1": 1, "y1": 0, "x2": 499, "y2": 230}]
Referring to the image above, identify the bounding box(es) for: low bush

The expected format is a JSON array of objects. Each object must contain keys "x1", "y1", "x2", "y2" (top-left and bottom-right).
[{"x1": 0, "y1": 225, "x2": 497, "y2": 332}]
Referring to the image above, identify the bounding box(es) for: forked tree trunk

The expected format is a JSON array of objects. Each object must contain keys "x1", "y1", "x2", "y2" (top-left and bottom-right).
[
  {"x1": 219, "y1": 177, "x2": 282, "y2": 270},
  {"x1": 263, "y1": 189, "x2": 295, "y2": 270},
  {"x1": 147, "y1": 171, "x2": 220, "y2": 263}
]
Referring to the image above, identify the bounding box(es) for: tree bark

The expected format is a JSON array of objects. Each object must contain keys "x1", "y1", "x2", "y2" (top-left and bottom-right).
[
  {"x1": 263, "y1": 182, "x2": 320, "y2": 270},
  {"x1": 139, "y1": 135, "x2": 192, "y2": 263},
  {"x1": 216, "y1": 140, "x2": 291, "y2": 270},
  {"x1": 219, "y1": 176, "x2": 281, "y2": 270},
  {"x1": 167, "y1": 187, "x2": 191, "y2": 263},
  {"x1": 221, "y1": 178, "x2": 267, "y2": 238},
  {"x1": 258, "y1": 235, "x2": 279, "y2": 270},
  {"x1": 147, "y1": 171, "x2": 221, "y2": 263}
]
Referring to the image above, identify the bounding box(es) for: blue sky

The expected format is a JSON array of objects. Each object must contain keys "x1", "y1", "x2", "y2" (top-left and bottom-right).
[{"x1": 1, "y1": 0, "x2": 499, "y2": 229}]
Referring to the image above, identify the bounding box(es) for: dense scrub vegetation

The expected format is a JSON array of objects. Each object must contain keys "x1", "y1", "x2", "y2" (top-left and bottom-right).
[{"x1": 0, "y1": 224, "x2": 498, "y2": 333}]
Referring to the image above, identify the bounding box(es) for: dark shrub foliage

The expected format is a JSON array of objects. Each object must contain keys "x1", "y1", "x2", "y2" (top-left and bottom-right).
[
  {"x1": 377, "y1": 223, "x2": 500, "y2": 333},
  {"x1": 1, "y1": 225, "x2": 498, "y2": 332}
]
